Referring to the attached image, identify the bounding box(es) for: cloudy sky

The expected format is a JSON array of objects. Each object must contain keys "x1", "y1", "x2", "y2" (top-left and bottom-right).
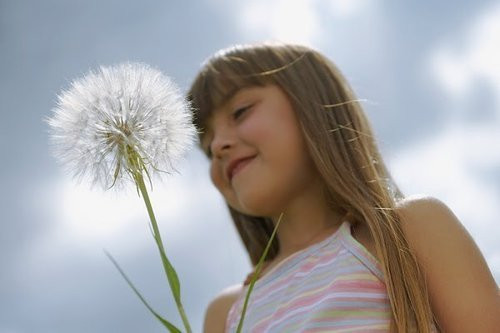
[{"x1": 1, "y1": 0, "x2": 499, "y2": 332}]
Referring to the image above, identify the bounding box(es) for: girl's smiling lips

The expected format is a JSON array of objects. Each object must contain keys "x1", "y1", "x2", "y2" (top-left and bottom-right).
[{"x1": 226, "y1": 155, "x2": 256, "y2": 181}]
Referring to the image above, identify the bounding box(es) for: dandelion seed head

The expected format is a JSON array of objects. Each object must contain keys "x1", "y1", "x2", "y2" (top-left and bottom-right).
[{"x1": 48, "y1": 62, "x2": 196, "y2": 190}]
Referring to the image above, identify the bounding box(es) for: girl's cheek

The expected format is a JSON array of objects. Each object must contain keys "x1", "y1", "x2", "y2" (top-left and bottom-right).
[
  {"x1": 240, "y1": 112, "x2": 268, "y2": 142},
  {"x1": 209, "y1": 162, "x2": 224, "y2": 191}
]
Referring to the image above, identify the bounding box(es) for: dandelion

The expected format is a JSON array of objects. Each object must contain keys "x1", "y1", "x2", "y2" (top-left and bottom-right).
[
  {"x1": 48, "y1": 62, "x2": 195, "y2": 190},
  {"x1": 47, "y1": 62, "x2": 196, "y2": 333}
]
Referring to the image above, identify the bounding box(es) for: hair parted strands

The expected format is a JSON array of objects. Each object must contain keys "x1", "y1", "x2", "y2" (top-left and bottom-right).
[{"x1": 188, "y1": 43, "x2": 439, "y2": 332}]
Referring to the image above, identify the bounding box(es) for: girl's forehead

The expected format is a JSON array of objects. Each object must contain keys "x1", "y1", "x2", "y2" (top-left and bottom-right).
[
  {"x1": 206, "y1": 85, "x2": 255, "y2": 117},
  {"x1": 217, "y1": 83, "x2": 262, "y2": 106}
]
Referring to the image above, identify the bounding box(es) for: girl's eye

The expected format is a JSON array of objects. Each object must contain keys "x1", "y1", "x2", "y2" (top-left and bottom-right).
[{"x1": 232, "y1": 104, "x2": 252, "y2": 120}]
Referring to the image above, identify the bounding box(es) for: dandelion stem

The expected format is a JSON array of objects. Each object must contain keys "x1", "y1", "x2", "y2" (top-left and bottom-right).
[
  {"x1": 236, "y1": 212, "x2": 284, "y2": 333},
  {"x1": 135, "y1": 172, "x2": 192, "y2": 333}
]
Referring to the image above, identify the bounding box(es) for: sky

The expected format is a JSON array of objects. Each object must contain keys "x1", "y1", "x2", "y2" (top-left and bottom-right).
[{"x1": 1, "y1": 0, "x2": 499, "y2": 332}]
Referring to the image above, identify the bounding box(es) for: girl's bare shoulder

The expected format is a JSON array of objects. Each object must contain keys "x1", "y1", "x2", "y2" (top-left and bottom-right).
[
  {"x1": 394, "y1": 194, "x2": 475, "y2": 268},
  {"x1": 396, "y1": 195, "x2": 500, "y2": 332},
  {"x1": 354, "y1": 195, "x2": 449, "y2": 262},
  {"x1": 395, "y1": 194, "x2": 478, "y2": 250},
  {"x1": 203, "y1": 284, "x2": 243, "y2": 333}
]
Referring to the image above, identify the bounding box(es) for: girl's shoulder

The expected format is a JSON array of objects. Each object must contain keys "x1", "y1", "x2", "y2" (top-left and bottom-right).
[
  {"x1": 353, "y1": 195, "x2": 453, "y2": 271},
  {"x1": 395, "y1": 194, "x2": 467, "y2": 249},
  {"x1": 203, "y1": 284, "x2": 243, "y2": 333},
  {"x1": 396, "y1": 194, "x2": 452, "y2": 229},
  {"x1": 394, "y1": 194, "x2": 469, "y2": 270},
  {"x1": 396, "y1": 194, "x2": 447, "y2": 214},
  {"x1": 396, "y1": 195, "x2": 500, "y2": 332}
]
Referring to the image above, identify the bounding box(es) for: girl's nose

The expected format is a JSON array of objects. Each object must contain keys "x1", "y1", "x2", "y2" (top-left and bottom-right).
[{"x1": 211, "y1": 129, "x2": 235, "y2": 158}]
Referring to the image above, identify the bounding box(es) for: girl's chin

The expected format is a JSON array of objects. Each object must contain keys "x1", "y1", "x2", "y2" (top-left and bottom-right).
[
  {"x1": 231, "y1": 196, "x2": 281, "y2": 218},
  {"x1": 229, "y1": 179, "x2": 285, "y2": 216},
  {"x1": 229, "y1": 201, "x2": 261, "y2": 216}
]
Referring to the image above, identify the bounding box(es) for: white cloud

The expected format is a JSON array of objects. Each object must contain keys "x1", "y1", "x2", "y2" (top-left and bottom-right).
[
  {"x1": 329, "y1": 0, "x2": 370, "y2": 18},
  {"x1": 57, "y1": 180, "x2": 144, "y2": 241},
  {"x1": 390, "y1": 124, "x2": 500, "y2": 282},
  {"x1": 29, "y1": 152, "x2": 216, "y2": 255},
  {"x1": 237, "y1": 0, "x2": 370, "y2": 46},
  {"x1": 430, "y1": 2, "x2": 500, "y2": 114},
  {"x1": 418, "y1": 3, "x2": 500, "y2": 282},
  {"x1": 240, "y1": 0, "x2": 320, "y2": 45},
  {"x1": 38, "y1": 175, "x2": 192, "y2": 246}
]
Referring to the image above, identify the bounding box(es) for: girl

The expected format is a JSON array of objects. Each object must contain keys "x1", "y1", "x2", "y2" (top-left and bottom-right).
[{"x1": 187, "y1": 43, "x2": 499, "y2": 332}]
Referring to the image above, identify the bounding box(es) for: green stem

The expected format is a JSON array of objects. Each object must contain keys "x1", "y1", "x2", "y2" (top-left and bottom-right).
[
  {"x1": 135, "y1": 172, "x2": 192, "y2": 333},
  {"x1": 236, "y1": 212, "x2": 284, "y2": 333}
]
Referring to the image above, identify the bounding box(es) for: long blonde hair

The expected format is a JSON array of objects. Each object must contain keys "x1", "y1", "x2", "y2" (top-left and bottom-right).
[{"x1": 188, "y1": 43, "x2": 437, "y2": 332}]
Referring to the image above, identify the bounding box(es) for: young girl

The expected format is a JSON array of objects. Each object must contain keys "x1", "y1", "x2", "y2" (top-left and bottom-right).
[{"x1": 187, "y1": 43, "x2": 499, "y2": 332}]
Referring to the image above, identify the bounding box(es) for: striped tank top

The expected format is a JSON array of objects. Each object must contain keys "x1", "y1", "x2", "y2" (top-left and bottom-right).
[{"x1": 225, "y1": 221, "x2": 392, "y2": 332}]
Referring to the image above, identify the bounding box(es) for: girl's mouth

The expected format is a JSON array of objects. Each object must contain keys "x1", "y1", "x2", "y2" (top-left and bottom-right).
[{"x1": 228, "y1": 156, "x2": 256, "y2": 181}]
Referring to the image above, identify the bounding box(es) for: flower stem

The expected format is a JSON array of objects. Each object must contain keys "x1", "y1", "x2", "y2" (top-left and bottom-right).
[
  {"x1": 236, "y1": 212, "x2": 284, "y2": 332},
  {"x1": 135, "y1": 172, "x2": 192, "y2": 333}
]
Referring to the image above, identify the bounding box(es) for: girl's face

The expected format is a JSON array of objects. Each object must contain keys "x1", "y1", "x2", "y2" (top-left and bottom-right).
[{"x1": 202, "y1": 84, "x2": 320, "y2": 217}]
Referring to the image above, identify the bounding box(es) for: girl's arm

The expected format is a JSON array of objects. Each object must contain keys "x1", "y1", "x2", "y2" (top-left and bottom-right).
[
  {"x1": 398, "y1": 196, "x2": 500, "y2": 332},
  {"x1": 203, "y1": 284, "x2": 242, "y2": 333}
]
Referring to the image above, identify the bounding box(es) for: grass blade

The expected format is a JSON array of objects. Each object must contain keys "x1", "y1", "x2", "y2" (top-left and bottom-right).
[{"x1": 104, "y1": 250, "x2": 182, "y2": 333}]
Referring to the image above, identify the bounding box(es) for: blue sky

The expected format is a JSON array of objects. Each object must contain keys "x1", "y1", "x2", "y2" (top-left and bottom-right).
[{"x1": 1, "y1": 0, "x2": 499, "y2": 332}]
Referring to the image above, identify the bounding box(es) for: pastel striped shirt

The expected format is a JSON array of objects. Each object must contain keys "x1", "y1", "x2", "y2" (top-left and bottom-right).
[{"x1": 225, "y1": 221, "x2": 392, "y2": 332}]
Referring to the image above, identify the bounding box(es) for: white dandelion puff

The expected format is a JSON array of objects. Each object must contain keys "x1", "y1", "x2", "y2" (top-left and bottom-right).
[{"x1": 48, "y1": 62, "x2": 196, "y2": 190}]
